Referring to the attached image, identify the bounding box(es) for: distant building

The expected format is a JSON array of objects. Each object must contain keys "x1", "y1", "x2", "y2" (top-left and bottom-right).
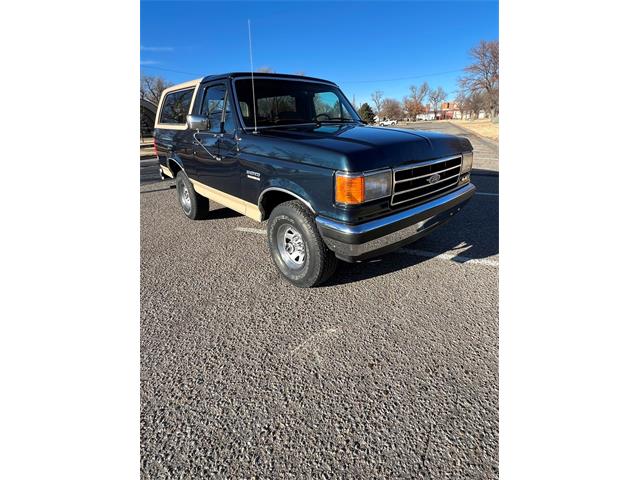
[
  {"x1": 416, "y1": 105, "x2": 435, "y2": 121},
  {"x1": 416, "y1": 112, "x2": 435, "y2": 121},
  {"x1": 437, "y1": 101, "x2": 490, "y2": 121},
  {"x1": 438, "y1": 102, "x2": 460, "y2": 120}
]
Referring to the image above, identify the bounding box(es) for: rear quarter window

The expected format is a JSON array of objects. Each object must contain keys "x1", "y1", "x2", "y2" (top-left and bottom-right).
[{"x1": 159, "y1": 88, "x2": 194, "y2": 125}]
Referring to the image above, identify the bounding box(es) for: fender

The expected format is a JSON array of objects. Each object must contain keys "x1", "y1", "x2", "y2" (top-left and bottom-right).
[
  {"x1": 165, "y1": 156, "x2": 186, "y2": 178},
  {"x1": 258, "y1": 186, "x2": 316, "y2": 218}
]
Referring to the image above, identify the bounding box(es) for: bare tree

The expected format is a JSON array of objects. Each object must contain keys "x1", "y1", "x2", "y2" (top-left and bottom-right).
[
  {"x1": 380, "y1": 98, "x2": 403, "y2": 120},
  {"x1": 466, "y1": 91, "x2": 487, "y2": 119},
  {"x1": 455, "y1": 92, "x2": 468, "y2": 120},
  {"x1": 412, "y1": 83, "x2": 430, "y2": 104},
  {"x1": 403, "y1": 97, "x2": 425, "y2": 121},
  {"x1": 140, "y1": 75, "x2": 173, "y2": 105},
  {"x1": 403, "y1": 82, "x2": 429, "y2": 121},
  {"x1": 457, "y1": 40, "x2": 499, "y2": 118},
  {"x1": 371, "y1": 90, "x2": 384, "y2": 115},
  {"x1": 257, "y1": 66, "x2": 275, "y2": 73},
  {"x1": 428, "y1": 87, "x2": 447, "y2": 119}
]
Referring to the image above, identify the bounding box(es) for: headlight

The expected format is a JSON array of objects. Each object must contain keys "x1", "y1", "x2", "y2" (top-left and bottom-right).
[
  {"x1": 335, "y1": 169, "x2": 392, "y2": 205},
  {"x1": 461, "y1": 152, "x2": 473, "y2": 173}
]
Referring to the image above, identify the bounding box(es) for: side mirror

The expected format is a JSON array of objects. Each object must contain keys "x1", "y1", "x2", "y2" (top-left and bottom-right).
[{"x1": 187, "y1": 114, "x2": 210, "y2": 131}]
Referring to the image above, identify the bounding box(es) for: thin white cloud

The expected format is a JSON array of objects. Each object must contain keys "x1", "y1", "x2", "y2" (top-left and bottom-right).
[
  {"x1": 140, "y1": 60, "x2": 160, "y2": 65},
  {"x1": 140, "y1": 45, "x2": 174, "y2": 52}
]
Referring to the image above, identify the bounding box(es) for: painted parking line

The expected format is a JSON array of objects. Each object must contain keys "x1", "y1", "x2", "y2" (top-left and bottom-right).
[
  {"x1": 398, "y1": 248, "x2": 499, "y2": 267},
  {"x1": 235, "y1": 227, "x2": 267, "y2": 235},
  {"x1": 234, "y1": 227, "x2": 498, "y2": 267}
]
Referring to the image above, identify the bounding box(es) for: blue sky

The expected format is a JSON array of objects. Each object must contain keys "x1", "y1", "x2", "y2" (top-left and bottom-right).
[{"x1": 141, "y1": 0, "x2": 498, "y2": 105}]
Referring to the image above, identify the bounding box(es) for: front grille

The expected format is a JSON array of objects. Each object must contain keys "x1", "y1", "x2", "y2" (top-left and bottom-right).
[{"x1": 391, "y1": 155, "x2": 462, "y2": 207}]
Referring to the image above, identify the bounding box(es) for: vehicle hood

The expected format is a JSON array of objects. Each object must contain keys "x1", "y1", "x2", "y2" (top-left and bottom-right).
[{"x1": 241, "y1": 124, "x2": 472, "y2": 171}]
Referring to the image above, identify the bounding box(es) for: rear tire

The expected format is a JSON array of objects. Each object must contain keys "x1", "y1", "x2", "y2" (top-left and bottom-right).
[
  {"x1": 175, "y1": 170, "x2": 208, "y2": 220},
  {"x1": 267, "y1": 200, "x2": 337, "y2": 288}
]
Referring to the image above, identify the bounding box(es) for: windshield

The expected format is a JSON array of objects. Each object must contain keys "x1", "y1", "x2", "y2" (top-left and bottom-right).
[{"x1": 234, "y1": 78, "x2": 358, "y2": 128}]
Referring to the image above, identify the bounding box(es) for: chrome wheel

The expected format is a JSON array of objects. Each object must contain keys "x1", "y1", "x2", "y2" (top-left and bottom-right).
[
  {"x1": 277, "y1": 223, "x2": 306, "y2": 269},
  {"x1": 180, "y1": 182, "x2": 192, "y2": 214}
]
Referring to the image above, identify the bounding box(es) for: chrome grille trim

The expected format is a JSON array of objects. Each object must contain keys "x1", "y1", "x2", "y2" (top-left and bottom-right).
[
  {"x1": 391, "y1": 178, "x2": 459, "y2": 206},
  {"x1": 395, "y1": 173, "x2": 458, "y2": 194},
  {"x1": 394, "y1": 164, "x2": 460, "y2": 184},
  {"x1": 391, "y1": 155, "x2": 462, "y2": 207},
  {"x1": 393, "y1": 155, "x2": 463, "y2": 173}
]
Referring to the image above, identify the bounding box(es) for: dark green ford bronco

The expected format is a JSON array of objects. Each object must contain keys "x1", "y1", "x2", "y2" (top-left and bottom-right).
[{"x1": 155, "y1": 72, "x2": 475, "y2": 287}]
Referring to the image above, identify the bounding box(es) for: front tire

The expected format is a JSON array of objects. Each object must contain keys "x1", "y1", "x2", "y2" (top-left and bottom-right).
[
  {"x1": 175, "y1": 170, "x2": 208, "y2": 220},
  {"x1": 267, "y1": 200, "x2": 337, "y2": 288}
]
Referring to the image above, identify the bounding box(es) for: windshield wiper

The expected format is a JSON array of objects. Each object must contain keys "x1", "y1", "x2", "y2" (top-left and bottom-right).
[{"x1": 314, "y1": 117, "x2": 359, "y2": 125}]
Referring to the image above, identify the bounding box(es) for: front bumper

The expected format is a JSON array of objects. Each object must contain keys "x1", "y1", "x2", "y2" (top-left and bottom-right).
[{"x1": 316, "y1": 183, "x2": 476, "y2": 262}]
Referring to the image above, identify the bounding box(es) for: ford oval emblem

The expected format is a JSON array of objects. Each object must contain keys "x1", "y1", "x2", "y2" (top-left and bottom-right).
[{"x1": 428, "y1": 173, "x2": 441, "y2": 184}]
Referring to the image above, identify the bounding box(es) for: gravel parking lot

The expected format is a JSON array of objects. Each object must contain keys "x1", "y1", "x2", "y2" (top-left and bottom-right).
[{"x1": 140, "y1": 122, "x2": 499, "y2": 479}]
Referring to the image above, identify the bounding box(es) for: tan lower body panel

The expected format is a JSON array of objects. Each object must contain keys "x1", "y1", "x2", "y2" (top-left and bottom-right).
[
  {"x1": 191, "y1": 179, "x2": 262, "y2": 222},
  {"x1": 160, "y1": 164, "x2": 174, "y2": 178}
]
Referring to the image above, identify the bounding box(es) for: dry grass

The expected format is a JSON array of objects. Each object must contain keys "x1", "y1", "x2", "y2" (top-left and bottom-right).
[{"x1": 449, "y1": 119, "x2": 499, "y2": 142}]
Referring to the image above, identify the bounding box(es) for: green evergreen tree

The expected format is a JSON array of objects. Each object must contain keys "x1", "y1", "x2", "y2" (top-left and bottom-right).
[{"x1": 357, "y1": 102, "x2": 376, "y2": 124}]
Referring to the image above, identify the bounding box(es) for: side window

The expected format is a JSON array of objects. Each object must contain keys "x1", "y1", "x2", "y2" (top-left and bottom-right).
[
  {"x1": 159, "y1": 88, "x2": 194, "y2": 124},
  {"x1": 201, "y1": 84, "x2": 237, "y2": 133},
  {"x1": 201, "y1": 85, "x2": 225, "y2": 132}
]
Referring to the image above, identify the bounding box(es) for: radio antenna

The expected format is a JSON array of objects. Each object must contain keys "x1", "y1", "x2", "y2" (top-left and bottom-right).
[{"x1": 248, "y1": 19, "x2": 258, "y2": 134}]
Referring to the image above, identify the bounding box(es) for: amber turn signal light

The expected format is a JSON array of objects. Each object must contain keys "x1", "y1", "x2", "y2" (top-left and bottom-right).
[{"x1": 335, "y1": 174, "x2": 365, "y2": 204}]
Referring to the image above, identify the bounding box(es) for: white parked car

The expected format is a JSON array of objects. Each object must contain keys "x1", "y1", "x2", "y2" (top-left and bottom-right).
[{"x1": 379, "y1": 119, "x2": 397, "y2": 126}]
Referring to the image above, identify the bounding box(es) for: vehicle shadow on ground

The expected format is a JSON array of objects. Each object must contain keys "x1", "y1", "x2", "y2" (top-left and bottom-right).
[
  {"x1": 325, "y1": 174, "x2": 499, "y2": 286},
  {"x1": 140, "y1": 184, "x2": 176, "y2": 194},
  {"x1": 205, "y1": 207, "x2": 243, "y2": 220}
]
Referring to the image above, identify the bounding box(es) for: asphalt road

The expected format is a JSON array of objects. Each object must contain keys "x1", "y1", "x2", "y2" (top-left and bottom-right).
[{"x1": 140, "y1": 123, "x2": 498, "y2": 479}]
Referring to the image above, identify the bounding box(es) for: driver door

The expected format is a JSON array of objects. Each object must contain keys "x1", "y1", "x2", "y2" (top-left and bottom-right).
[{"x1": 192, "y1": 83, "x2": 239, "y2": 196}]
